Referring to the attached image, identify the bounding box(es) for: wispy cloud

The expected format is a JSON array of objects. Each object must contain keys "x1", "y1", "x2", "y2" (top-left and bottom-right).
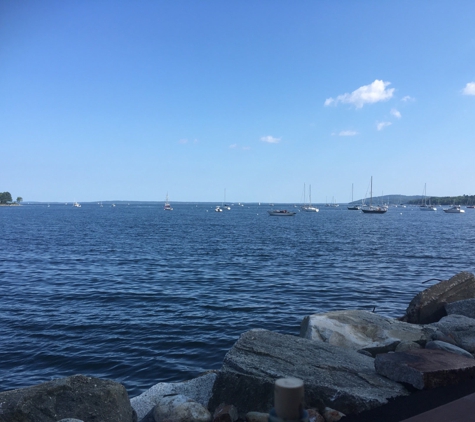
[
  {"x1": 260, "y1": 135, "x2": 281, "y2": 144},
  {"x1": 324, "y1": 80, "x2": 395, "y2": 109},
  {"x1": 229, "y1": 144, "x2": 238, "y2": 149},
  {"x1": 391, "y1": 108, "x2": 402, "y2": 119},
  {"x1": 462, "y1": 82, "x2": 475, "y2": 95},
  {"x1": 178, "y1": 138, "x2": 199, "y2": 144},
  {"x1": 401, "y1": 95, "x2": 415, "y2": 102},
  {"x1": 376, "y1": 121, "x2": 392, "y2": 131},
  {"x1": 337, "y1": 130, "x2": 358, "y2": 137}
]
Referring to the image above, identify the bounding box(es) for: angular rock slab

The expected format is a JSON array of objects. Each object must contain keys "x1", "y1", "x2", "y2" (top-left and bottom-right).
[
  {"x1": 300, "y1": 310, "x2": 432, "y2": 355},
  {"x1": 401, "y1": 272, "x2": 475, "y2": 324},
  {"x1": 375, "y1": 349, "x2": 475, "y2": 390},
  {"x1": 208, "y1": 329, "x2": 408, "y2": 417},
  {"x1": 0, "y1": 374, "x2": 137, "y2": 422}
]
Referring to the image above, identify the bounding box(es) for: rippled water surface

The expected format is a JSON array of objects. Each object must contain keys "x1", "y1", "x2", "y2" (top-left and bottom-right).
[{"x1": 1, "y1": 203, "x2": 475, "y2": 396}]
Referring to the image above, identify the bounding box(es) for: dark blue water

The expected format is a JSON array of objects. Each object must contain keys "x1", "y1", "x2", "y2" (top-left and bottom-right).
[{"x1": 1, "y1": 203, "x2": 474, "y2": 396}]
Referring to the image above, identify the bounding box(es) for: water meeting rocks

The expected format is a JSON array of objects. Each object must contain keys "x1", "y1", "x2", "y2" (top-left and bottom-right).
[
  {"x1": 0, "y1": 374, "x2": 137, "y2": 422},
  {"x1": 300, "y1": 309, "x2": 432, "y2": 356},
  {"x1": 401, "y1": 271, "x2": 475, "y2": 324},
  {"x1": 208, "y1": 329, "x2": 408, "y2": 417}
]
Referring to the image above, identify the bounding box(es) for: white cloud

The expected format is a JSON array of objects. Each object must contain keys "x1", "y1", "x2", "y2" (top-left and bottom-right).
[
  {"x1": 376, "y1": 121, "x2": 392, "y2": 131},
  {"x1": 462, "y1": 82, "x2": 475, "y2": 95},
  {"x1": 391, "y1": 108, "x2": 401, "y2": 119},
  {"x1": 260, "y1": 135, "x2": 280, "y2": 144},
  {"x1": 401, "y1": 95, "x2": 415, "y2": 102},
  {"x1": 178, "y1": 139, "x2": 188, "y2": 144},
  {"x1": 229, "y1": 144, "x2": 238, "y2": 149},
  {"x1": 324, "y1": 80, "x2": 395, "y2": 109},
  {"x1": 338, "y1": 130, "x2": 358, "y2": 136}
]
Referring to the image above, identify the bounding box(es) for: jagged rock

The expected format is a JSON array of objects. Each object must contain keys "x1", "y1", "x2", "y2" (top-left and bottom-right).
[
  {"x1": 130, "y1": 372, "x2": 216, "y2": 421},
  {"x1": 56, "y1": 420, "x2": 84, "y2": 422},
  {"x1": 208, "y1": 329, "x2": 408, "y2": 417},
  {"x1": 245, "y1": 412, "x2": 268, "y2": 422},
  {"x1": 446, "y1": 298, "x2": 475, "y2": 319},
  {"x1": 374, "y1": 349, "x2": 475, "y2": 389},
  {"x1": 306, "y1": 408, "x2": 325, "y2": 422},
  {"x1": 213, "y1": 403, "x2": 238, "y2": 422},
  {"x1": 430, "y1": 314, "x2": 475, "y2": 353},
  {"x1": 426, "y1": 340, "x2": 474, "y2": 359},
  {"x1": 0, "y1": 374, "x2": 137, "y2": 422},
  {"x1": 300, "y1": 310, "x2": 432, "y2": 356},
  {"x1": 395, "y1": 341, "x2": 422, "y2": 353},
  {"x1": 401, "y1": 272, "x2": 475, "y2": 324},
  {"x1": 141, "y1": 394, "x2": 211, "y2": 422},
  {"x1": 323, "y1": 407, "x2": 345, "y2": 422}
]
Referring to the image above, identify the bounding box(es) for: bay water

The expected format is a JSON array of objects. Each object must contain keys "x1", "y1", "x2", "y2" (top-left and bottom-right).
[{"x1": 1, "y1": 203, "x2": 474, "y2": 396}]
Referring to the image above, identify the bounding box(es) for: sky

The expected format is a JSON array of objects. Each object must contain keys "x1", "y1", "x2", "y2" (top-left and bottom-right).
[{"x1": 1, "y1": 1, "x2": 475, "y2": 203}]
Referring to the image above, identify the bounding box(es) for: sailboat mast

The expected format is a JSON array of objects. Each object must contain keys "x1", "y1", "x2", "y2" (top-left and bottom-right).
[{"x1": 370, "y1": 176, "x2": 373, "y2": 207}]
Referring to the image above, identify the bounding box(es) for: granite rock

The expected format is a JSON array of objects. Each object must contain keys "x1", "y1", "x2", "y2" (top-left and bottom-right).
[
  {"x1": 374, "y1": 349, "x2": 475, "y2": 390},
  {"x1": 208, "y1": 329, "x2": 408, "y2": 417},
  {"x1": 401, "y1": 272, "x2": 475, "y2": 324}
]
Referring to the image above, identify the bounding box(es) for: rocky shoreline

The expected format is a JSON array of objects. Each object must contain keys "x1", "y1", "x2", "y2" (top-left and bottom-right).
[{"x1": 2, "y1": 271, "x2": 475, "y2": 422}]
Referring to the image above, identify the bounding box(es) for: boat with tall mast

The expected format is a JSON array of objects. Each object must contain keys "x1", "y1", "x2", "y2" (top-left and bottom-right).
[
  {"x1": 347, "y1": 183, "x2": 361, "y2": 210},
  {"x1": 420, "y1": 183, "x2": 436, "y2": 211},
  {"x1": 361, "y1": 177, "x2": 387, "y2": 214},
  {"x1": 164, "y1": 193, "x2": 173, "y2": 211},
  {"x1": 301, "y1": 184, "x2": 319, "y2": 212}
]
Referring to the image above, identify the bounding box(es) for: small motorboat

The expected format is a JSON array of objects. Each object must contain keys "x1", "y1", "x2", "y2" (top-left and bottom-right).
[
  {"x1": 443, "y1": 206, "x2": 465, "y2": 213},
  {"x1": 267, "y1": 210, "x2": 296, "y2": 216}
]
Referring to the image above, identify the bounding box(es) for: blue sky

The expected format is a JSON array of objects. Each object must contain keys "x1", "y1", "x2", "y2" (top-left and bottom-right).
[{"x1": 1, "y1": 1, "x2": 474, "y2": 203}]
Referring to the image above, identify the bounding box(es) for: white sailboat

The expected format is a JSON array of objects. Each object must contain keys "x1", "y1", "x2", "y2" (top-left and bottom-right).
[
  {"x1": 301, "y1": 184, "x2": 319, "y2": 212},
  {"x1": 420, "y1": 183, "x2": 436, "y2": 211},
  {"x1": 361, "y1": 177, "x2": 387, "y2": 214}
]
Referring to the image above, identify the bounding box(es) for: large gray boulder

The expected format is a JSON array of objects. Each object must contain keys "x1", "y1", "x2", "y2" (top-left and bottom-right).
[
  {"x1": 208, "y1": 329, "x2": 408, "y2": 417},
  {"x1": 0, "y1": 375, "x2": 137, "y2": 422},
  {"x1": 300, "y1": 310, "x2": 432, "y2": 356},
  {"x1": 446, "y1": 298, "x2": 475, "y2": 319},
  {"x1": 130, "y1": 372, "x2": 216, "y2": 421},
  {"x1": 401, "y1": 272, "x2": 475, "y2": 324},
  {"x1": 430, "y1": 314, "x2": 475, "y2": 353}
]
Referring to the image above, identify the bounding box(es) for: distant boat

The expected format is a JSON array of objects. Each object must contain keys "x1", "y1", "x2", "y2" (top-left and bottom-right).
[
  {"x1": 222, "y1": 188, "x2": 231, "y2": 210},
  {"x1": 215, "y1": 206, "x2": 223, "y2": 212},
  {"x1": 301, "y1": 184, "x2": 319, "y2": 212},
  {"x1": 347, "y1": 183, "x2": 361, "y2": 210},
  {"x1": 361, "y1": 177, "x2": 387, "y2": 214},
  {"x1": 73, "y1": 202, "x2": 81, "y2": 208},
  {"x1": 164, "y1": 193, "x2": 173, "y2": 211},
  {"x1": 268, "y1": 209, "x2": 296, "y2": 216},
  {"x1": 443, "y1": 205, "x2": 465, "y2": 214},
  {"x1": 420, "y1": 183, "x2": 436, "y2": 211}
]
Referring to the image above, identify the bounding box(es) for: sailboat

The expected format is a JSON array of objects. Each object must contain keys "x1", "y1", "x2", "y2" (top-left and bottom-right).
[
  {"x1": 222, "y1": 188, "x2": 231, "y2": 210},
  {"x1": 301, "y1": 184, "x2": 319, "y2": 212},
  {"x1": 347, "y1": 183, "x2": 361, "y2": 210},
  {"x1": 361, "y1": 177, "x2": 387, "y2": 214},
  {"x1": 164, "y1": 193, "x2": 173, "y2": 211},
  {"x1": 420, "y1": 183, "x2": 436, "y2": 211}
]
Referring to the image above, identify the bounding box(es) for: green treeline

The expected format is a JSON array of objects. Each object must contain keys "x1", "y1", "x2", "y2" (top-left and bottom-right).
[
  {"x1": 408, "y1": 195, "x2": 475, "y2": 206},
  {"x1": 0, "y1": 192, "x2": 13, "y2": 204}
]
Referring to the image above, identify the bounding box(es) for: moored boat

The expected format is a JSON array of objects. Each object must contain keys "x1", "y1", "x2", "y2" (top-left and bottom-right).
[
  {"x1": 443, "y1": 205, "x2": 465, "y2": 213},
  {"x1": 164, "y1": 193, "x2": 173, "y2": 211},
  {"x1": 267, "y1": 209, "x2": 296, "y2": 216},
  {"x1": 361, "y1": 177, "x2": 387, "y2": 214}
]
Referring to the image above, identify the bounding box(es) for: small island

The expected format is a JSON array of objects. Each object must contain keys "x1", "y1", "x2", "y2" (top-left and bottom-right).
[{"x1": 0, "y1": 192, "x2": 22, "y2": 206}]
